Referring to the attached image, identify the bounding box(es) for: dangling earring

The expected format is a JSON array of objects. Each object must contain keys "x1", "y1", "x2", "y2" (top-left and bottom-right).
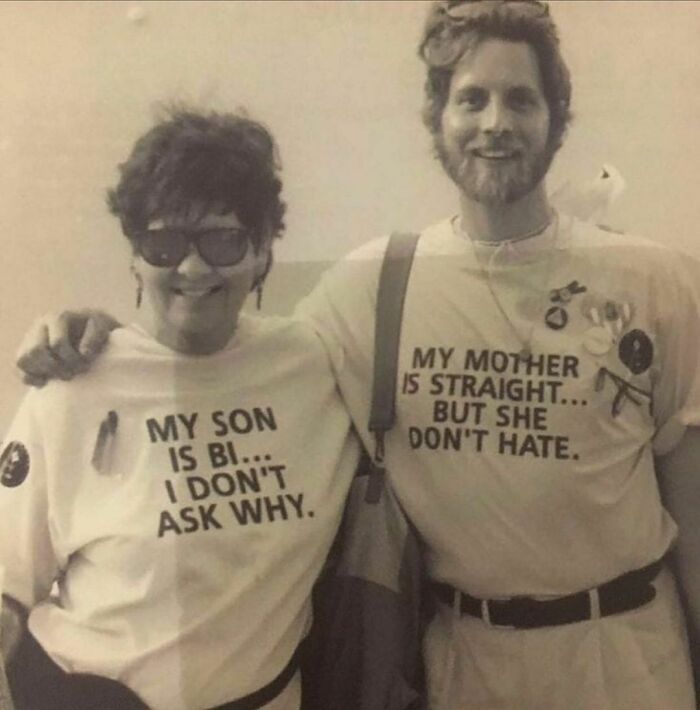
[
  {"x1": 253, "y1": 247, "x2": 272, "y2": 311},
  {"x1": 130, "y1": 262, "x2": 143, "y2": 310},
  {"x1": 135, "y1": 276, "x2": 143, "y2": 309},
  {"x1": 255, "y1": 281, "x2": 263, "y2": 310}
]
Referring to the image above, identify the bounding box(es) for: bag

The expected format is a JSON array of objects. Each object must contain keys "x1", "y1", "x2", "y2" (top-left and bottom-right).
[
  {"x1": 6, "y1": 629, "x2": 147, "y2": 710},
  {"x1": 303, "y1": 233, "x2": 427, "y2": 710}
]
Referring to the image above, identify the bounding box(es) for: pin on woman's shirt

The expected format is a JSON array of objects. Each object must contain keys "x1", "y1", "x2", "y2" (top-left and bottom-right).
[{"x1": 92, "y1": 410, "x2": 119, "y2": 474}]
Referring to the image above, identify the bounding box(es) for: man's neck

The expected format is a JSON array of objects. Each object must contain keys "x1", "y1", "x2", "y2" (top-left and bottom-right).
[{"x1": 458, "y1": 183, "x2": 552, "y2": 243}]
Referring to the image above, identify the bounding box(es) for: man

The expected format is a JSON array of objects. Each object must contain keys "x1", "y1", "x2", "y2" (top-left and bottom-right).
[
  {"x1": 297, "y1": 2, "x2": 700, "y2": 707},
  {"x1": 13, "y1": 2, "x2": 700, "y2": 708}
]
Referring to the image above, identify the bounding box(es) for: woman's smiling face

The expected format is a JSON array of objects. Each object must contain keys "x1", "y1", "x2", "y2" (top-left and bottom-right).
[{"x1": 133, "y1": 209, "x2": 268, "y2": 355}]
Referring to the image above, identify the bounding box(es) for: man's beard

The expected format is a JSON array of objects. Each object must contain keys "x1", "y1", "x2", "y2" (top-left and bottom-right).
[{"x1": 436, "y1": 135, "x2": 555, "y2": 205}]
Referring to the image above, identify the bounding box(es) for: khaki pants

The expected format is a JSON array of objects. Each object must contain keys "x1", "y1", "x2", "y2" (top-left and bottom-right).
[{"x1": 424, "y1": 568, "x2": 695, "y2": 710}]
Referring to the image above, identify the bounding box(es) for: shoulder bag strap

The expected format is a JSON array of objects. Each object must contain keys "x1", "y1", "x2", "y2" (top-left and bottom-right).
[{"x1": 365, "y1": 232, "x2": 419, "y2": 500}]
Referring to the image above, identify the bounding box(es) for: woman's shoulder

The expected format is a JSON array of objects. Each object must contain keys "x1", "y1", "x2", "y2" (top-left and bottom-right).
[
  {"x1": 23, "y1": 326, "x2": 164, "y2": 406},
  {"x1": 238, "y1": 314, "x2": 338, "y2": 376},
  {"x1": 238, "y1": 313, "x2": 323, "y2": 350}
]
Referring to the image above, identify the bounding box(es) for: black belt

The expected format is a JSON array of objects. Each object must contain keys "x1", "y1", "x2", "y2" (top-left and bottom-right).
[
  {"x1": 208, "y1": 644, "x2": 301, "y2": 710},
  {"x1": 432, "y1": 559, "x2": 663, "y2": 629}
]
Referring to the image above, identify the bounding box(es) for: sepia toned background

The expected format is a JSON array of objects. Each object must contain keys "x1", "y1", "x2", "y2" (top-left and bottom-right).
[{"x1": 1, "y1": 0, "x2": 699, "y2": 433}]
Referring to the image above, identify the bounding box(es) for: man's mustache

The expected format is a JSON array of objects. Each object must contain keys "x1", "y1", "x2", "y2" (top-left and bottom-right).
[{"x1": 468, "y1": 138, "x2": 522, "y2": 153}]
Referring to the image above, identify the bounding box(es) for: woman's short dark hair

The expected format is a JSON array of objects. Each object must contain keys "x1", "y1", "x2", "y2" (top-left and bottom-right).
[
  {"x1": 107, "y1": 106, "x2": 286, "y2": 252},
  {"x1": 420, "y1": 2, "x2": 572, "y2": 153}
]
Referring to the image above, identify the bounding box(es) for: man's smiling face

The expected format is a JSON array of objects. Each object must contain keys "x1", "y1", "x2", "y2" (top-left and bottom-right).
[{"x1": 436, "y1": 38, "x2": 552, "y2": 205}]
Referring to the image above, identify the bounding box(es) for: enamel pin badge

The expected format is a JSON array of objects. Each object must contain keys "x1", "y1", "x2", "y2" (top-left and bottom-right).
[{"x1": 0, "y1": 441, "x2": 30, "y2": 488}]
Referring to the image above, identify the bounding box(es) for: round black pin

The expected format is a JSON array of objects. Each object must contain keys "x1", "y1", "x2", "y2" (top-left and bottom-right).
[
  {"x1": 545, "y1": 306, "x2": 568, "y2": 331},
  {"x1": 618, "y1": 329, "x2": 653, "y2": 375},
  {"x1": 0, "y1": 441, "x2": 30, "y2": 488}
]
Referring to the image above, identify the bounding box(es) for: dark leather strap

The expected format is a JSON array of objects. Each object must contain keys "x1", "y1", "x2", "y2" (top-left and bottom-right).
[
  {"x1": 364, "y1": 232, "x2": 419, "y2": 504},
  {"x1": 368, "y1": 232, "x2": 420, "y2": 438},
  {"x1": 208, "y1": 644, "x2": 301, "y2": 710},
  {"x1": 432, "y1": 559, "x2": 663, "y2": 629}
]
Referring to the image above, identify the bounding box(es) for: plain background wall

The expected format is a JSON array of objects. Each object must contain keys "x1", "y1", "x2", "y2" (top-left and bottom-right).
[{"x1": 1, "y1": 0, "x2": 699, "y2": 433}]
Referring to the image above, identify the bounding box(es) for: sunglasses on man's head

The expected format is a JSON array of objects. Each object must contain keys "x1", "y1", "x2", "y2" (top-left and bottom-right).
[
  {"x1": 133, "y1": 227, "x2": 251, "y2": 268},
  {"x1": 421, "y1": 0, "x2": 550, "y2": 67},
  {"x1": 443, "y1": 0, "x2": 548, "y2": 20}
]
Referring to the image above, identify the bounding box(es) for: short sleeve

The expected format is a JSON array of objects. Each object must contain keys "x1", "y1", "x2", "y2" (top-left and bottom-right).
[
  {"x1": 651, "y1": 249, "x2": 700, "y2": 455},
  {"x1": 294, "y1": 238, "x2": 387, "y2": 384},
  {"x1": 295, "y1": 269, "x2": 349, "y2": 380},
  {"x1": 0, "y1": 390, "x2": 59, "y2": 607}
]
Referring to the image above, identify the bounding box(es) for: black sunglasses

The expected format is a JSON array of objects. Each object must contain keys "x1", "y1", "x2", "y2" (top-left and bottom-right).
[
  {"x1": 421, "y1": 0, "x2": 550, "y2": 67},
  {"x1": 133, "y1": 227, "x2": 251, "y2": 268}
]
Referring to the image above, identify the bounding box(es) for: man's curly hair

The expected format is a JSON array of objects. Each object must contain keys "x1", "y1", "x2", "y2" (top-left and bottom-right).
[
  {"x1": 420, "y1": 2, "x2": 572, "y2": 155},
  {"x1": 107, "y1": 106, "x2": 286, "y2": 253}
]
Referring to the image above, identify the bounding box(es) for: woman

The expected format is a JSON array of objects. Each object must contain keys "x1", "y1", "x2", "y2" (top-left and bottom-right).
[{"x1": 0, "y1": 108, "x2": 358, "y2": 709}]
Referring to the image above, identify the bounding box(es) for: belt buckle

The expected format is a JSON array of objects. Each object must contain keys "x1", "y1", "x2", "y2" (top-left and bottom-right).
[
  {"x1": 484, "y1": 595, "x2": 545, "y2": 629},
  {"x1": 588, "y1": 587, "x2": 601, "y2": 620}
]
